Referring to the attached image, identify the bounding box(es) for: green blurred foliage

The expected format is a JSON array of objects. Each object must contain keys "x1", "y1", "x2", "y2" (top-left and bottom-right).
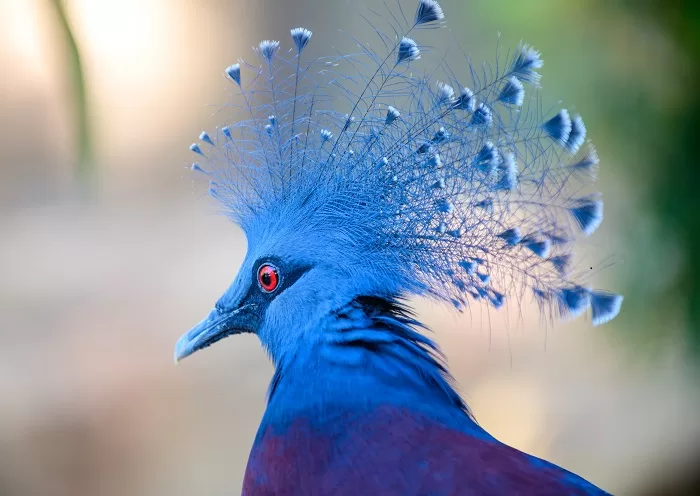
[{"x1": 617, "y1": 0, "x2": 700, "y2": 353}]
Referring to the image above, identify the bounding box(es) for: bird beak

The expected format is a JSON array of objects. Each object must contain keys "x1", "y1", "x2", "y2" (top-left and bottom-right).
[{"x1": 174, "y1": 303, "x2": 258, "y2": 363}]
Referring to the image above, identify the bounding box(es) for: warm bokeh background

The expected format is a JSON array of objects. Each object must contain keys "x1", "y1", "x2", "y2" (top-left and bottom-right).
[{"x1": 1, "y1": 0, "x2": 699, "y2": 494}]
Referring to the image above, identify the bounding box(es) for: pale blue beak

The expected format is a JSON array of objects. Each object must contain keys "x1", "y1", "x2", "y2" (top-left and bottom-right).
[{"x1": 174, "y1": 304, "x2": 258, "y2": 363}]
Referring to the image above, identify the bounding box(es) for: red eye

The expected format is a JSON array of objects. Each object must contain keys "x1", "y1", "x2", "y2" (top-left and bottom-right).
[{"x1": 257, "y1": 264, "x2": 279, "y2": 292}]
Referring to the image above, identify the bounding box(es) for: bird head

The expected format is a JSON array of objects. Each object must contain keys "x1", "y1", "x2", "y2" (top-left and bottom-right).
[{"x1": 174, "y1": 182, "x2": 423, "y2": 363}]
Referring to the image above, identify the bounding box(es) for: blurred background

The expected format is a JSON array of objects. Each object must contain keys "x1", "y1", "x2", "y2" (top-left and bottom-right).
[{"x1": 1, "y1": 0, "x2": 699, "y2": 494}]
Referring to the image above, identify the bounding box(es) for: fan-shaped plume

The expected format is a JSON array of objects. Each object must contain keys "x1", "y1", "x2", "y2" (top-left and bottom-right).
[
  {"x1": 569, "y1": 146, "x2": 599, "y2": 177},
  {"x1": 472, "y1": 141, "x2": 499, "y2": 173},
  {"x1": 290, "y1": 27, "x2": 312, "y2": 53},
  {"x1": 471, "y1": 103, "x2": 493, "y2": 127},
  {"x1": 398, "y1": 37, "x2": 421, "y2": 64},
  {"x1": 191, "y1": 162, "x2": 207, "y2": 174},
  {"x1": 225, "y1": 63, "x2": 241, "y2": 86},
  {"x1": 566, "y1": 114, "x2": 587, "y2": 153},
  {"x1": 590, "y1": 291, "x2": 624, "y2": 325},
  {"x1": 569, "y1": 197, "x2": 603, "y2": 235},
  {"x1": 258, "y1": 40, "x2": 280, "y2": 62},
  {"x1": 494, "y1": 152, "x2": 518, "y2": 191},
  {"x1": 415, "y1": 0, "x2": 445, "y2": 25},
  {"x1": 436, "y1": 82, "x2": 456, "y2": 106},
  {"x1": 192, "y1": 0, "x2": 621, "y2": 326},
  {"x1": 498, "y1": 76, "x2": 525, "y2": 106},
  {"x1": 199, "y1": 131, "x2": 214, "y2": 146},
  {"x1": 544, "y1": 109, "x2": 573, "y2": 146},
  {"x1": 525, "y1": 238, "x2": 551, "y2": 258},
  {"x1": 189, "y1": 143, "x2": 203, "y2": 156},
  {"x1": 453, "y1": 87, "x2": 475, "y2": 111},
  {"x1": 510, "y1": 43, "x2": 543, "y2": 85},
  {"x1": 555, "y1": 287, "x2": 591, "y2": 320},
  {"x1": 549, "y1": 254, "x2": 571, "y2": 275},
  {"x1": 497, "y1": 228, "x2": 522, "y2": 247}
]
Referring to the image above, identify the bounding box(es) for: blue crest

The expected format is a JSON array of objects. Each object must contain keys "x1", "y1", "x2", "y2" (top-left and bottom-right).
[{"x1": 189, "y1": 0, "x2": 622, "y2": 327}]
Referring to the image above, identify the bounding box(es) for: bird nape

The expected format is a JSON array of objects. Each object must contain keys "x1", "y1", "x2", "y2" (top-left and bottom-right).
[{"x1": 174, "y1": 0, "x2": 622, "y2": 494}]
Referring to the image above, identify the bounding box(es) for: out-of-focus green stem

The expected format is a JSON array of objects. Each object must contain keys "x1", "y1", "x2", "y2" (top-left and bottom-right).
[{"x1": 49, "y1": 0, "x2": 93, "y2": 181}]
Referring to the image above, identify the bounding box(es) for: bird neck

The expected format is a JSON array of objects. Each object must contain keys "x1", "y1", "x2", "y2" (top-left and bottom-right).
[{"x1": 263, "y1": 296, "x2": 473, "y2": 426}]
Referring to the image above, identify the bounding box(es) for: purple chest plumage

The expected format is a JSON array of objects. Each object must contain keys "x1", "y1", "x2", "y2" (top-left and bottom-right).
[{"x1": 242, "y1": 406, "x2": 607, "y2": 496}]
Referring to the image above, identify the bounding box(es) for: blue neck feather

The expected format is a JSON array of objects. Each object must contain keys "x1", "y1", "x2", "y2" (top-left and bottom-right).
[{"x1": 265, "y1": 296, "x2": 477, "y2": 427}]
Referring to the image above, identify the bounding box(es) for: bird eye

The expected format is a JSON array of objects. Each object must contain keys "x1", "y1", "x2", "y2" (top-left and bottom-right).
[{"x1": 257, "y1": 264, "x2": 279, "y2": 293}]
